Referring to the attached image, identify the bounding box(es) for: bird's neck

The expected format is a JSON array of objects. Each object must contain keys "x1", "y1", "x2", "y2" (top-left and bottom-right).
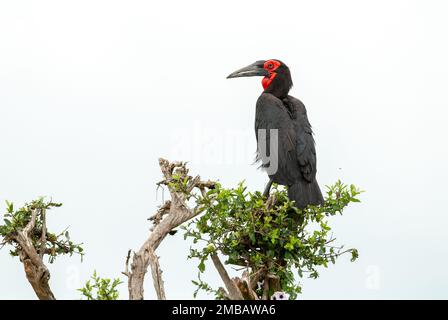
[{"x1": 263, "y1": 72, "x2": 292, "y2": 99}]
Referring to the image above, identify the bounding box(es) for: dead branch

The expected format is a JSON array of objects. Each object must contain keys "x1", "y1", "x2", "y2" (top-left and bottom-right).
[
  {"x1": 39, "y1": 208, "x2": 46, "y2": 260},
  {"x1": 124, "y1": 158, "x2": 216, "y2": 300},
  {"x1": 147, "y1": 247, "x2": 165, "y2": 299},
  {"x1": 211, "y1": 254, "x2": 244, "y2": 300},
  {"x1": 148, "y1": 201, "x2": 171, "y2": 226}
]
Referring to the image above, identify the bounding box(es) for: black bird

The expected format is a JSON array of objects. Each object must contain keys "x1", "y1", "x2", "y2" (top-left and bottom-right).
[{"x1": 227, "y1": 59, "x2": 324, "y2": 209}]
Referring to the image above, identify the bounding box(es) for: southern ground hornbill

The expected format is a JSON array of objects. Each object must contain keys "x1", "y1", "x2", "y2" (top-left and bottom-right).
[{"x1": 227, "y1": 59, "x2": 324, "y2": 209}]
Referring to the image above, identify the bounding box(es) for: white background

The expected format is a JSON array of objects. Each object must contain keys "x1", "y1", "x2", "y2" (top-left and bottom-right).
[{"x1": 1, "y1": 0, "x2": 447, "y2": 299}]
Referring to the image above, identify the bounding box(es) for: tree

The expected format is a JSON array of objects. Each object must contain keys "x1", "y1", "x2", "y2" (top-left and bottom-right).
[
  {"x1": 123, "y1": 159, "x2": 362, "y2": 300},
  {"x1": 0, "y1": 159, "x2": 362, "y2": 300},
  {"x1": 0, "y1": 199, "x2": 83, "y2": 300}
]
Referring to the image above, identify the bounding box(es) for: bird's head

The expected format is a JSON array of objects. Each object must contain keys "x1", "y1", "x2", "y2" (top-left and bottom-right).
[{"x1": 227, "y1": 59, "x2": 293, "y2": 98}]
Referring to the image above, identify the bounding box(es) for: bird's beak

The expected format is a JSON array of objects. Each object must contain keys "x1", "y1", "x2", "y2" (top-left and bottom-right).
[{"x1": 226, "y1": 61, "x2": 269, "y2": 79}]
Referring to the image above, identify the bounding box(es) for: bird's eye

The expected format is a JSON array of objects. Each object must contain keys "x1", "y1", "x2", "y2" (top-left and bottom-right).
[{"x1": 264, "y1": 60, "x2": 279, "y2": 71}]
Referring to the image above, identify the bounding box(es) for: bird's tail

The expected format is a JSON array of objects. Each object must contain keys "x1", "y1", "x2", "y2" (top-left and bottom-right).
[{"x1": 288, "y1": 180, "x2": 324, "y2": 209}]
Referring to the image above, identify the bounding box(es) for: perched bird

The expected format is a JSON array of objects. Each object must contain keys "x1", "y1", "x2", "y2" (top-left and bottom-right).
[{"x1": 227, "y1": 59, "x2": 324, "y2": 209}]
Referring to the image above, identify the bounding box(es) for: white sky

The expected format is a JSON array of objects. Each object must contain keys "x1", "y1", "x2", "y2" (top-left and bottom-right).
[{"x1": 1, "y1": 0, "x2": 447, "y2": 299}]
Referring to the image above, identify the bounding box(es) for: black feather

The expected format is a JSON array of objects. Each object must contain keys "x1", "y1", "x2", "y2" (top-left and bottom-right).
[{"x1": 254, "y1": 62, "x2": 324, "y2": 209}]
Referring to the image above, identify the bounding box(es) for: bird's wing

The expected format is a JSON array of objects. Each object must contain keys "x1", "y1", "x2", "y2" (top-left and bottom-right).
[
  {"x1": 255, "y1": 93, "x2": 298, "y2": 185},
  {"x1": 286, "y1": 96, "x2": 317, "y2": 183}
]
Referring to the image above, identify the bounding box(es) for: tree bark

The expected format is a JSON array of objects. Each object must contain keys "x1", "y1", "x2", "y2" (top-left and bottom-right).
[
  {"x1": 211, "y1": 254, "x2": 244, "y2": 300},
  {"x1": 14, "y1": 209, "x2": 55, "y2": 300}
]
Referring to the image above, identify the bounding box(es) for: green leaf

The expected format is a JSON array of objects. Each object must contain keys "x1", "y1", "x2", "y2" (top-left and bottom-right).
[
  {"x1": 350, "y1": 249, "x2": 359, "y2": 262},
  {"x1": 198, "y1": 260, "x2": 206, "y2": 273}
]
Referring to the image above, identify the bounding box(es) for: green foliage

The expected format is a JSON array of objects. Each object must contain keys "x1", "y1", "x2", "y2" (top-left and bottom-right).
[
  {"x1": 191, "y1": 271, "x2": 218, "y2": 299},
  {"x1": 182, "y1": 180, "x2": 362, "y2": 299},
  {"x1": 0, "y1": 198, "x2": 84, "y2": 263},
  {"x1": 78, "y1": 271, "x2": 122, "y2": 300}
]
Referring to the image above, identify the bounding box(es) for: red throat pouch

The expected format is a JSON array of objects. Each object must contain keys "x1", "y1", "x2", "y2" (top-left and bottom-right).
[{"x1": 262, "y1": 73, "x2": 277, "y2": 90}]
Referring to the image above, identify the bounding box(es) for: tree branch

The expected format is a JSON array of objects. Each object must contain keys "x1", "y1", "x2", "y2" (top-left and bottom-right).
[
  {"x1": 124, "y1": 158, "x2": 216, "y2": 300},
  {"x1": 39, "y1": 208, "x2": 46, "y2": 259},
  {"x1": 211, "y1": 254, "x2": 244, "y2": 300},
  {"x1": 14, "y1": 209, "x2": 55, "y2": 300},
  {"x1": 147, "y1": 247, "x2": 165, "y2": 300}
]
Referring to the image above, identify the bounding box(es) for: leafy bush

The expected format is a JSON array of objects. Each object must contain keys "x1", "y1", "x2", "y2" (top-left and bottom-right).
[
  {"x1": 0, "y1": 198, "x2": 84, "y2": 263},
  {"x1": 183, "y1": 180, "x2": 362, "y2": 299},
  {"x1": 78, "y1": 270, "x2": 122, "y2": 300}
]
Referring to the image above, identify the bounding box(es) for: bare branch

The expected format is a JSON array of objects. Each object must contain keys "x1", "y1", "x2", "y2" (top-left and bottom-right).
[
  {"x1": 125, "y1": 158, "x2": 216, "y2": 300},
  {"x1": 122, "y1": 249, "x2": 131, "y2": 277},
  {"x1": 211, "y1": 254, "x2": 244, "y2": 300},
  {"x1": 14, "y1": 209, "x2": 55, "y2": 300},
  {"x1": 147, "y1": 248, "x2": 165, "y2": 299},
  {"x1": 39, "y1": 208, "x2": 46, "y2": 259},
  {"x1": 148, "y1": 201, "x2": 171, "y2": 227}
]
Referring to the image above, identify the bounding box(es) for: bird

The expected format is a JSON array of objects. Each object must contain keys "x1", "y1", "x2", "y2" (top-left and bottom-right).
[{"x1": 227, "y1": 59, "x2": 324, "y2": 209}]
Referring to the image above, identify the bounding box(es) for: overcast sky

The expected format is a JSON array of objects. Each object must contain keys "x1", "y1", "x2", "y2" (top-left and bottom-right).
[{"x1": 1, "y1": 0, "x2": 448, "y2": 299}]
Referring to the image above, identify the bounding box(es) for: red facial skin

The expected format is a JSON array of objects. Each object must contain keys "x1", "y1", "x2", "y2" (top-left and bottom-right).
[{"x1": 262, "y1": 59, "x2": 281, "y2": 90}]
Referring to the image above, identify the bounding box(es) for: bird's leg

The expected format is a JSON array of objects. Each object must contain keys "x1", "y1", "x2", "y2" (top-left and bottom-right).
[{"x1": 263, "y1": 179, "x2": 273, "y2": 198}]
